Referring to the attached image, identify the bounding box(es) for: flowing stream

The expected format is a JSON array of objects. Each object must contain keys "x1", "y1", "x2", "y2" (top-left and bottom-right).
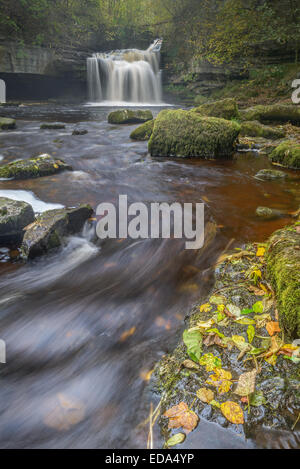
[{"x1": 0, "y1": 103, "x2": 299, "y2": 448}]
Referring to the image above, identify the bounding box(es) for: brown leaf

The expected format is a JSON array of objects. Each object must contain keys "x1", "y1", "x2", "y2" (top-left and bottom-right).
[
  {"x1": 164, "y1": 402, "x2": 199, "y2": 434},
  {"x1": 266, "y1": 321, "x2": 281, "y2": 337},
  {"x1": 196, "y1": 388, "x2": 214, "y2": 404},
  {"x1": 234, "y1": 370, "x2": 257, "y2": 397}
]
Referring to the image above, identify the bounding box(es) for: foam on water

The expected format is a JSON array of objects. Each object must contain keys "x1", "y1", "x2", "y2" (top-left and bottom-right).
[{"x1": 0, "y1": 190, "x2": 64, "y2": 213}]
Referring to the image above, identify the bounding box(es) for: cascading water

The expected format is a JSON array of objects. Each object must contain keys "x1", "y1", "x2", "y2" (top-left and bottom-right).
[{"x1": 87, "y1": 40, "x2": 163, "y2": 104}]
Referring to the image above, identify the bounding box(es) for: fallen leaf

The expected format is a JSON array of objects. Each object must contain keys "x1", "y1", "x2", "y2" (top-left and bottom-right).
[
  {"x1": 199, "y1": 303, "x2": 212, "y2": 313},
  {"x1": 44, "y1": 393, "x2": 85, "y2": 431},
  {"x1": 226, "y1": 304, "x2": 241, "y2": 318},
  {"x1": 209, "y1": 295, "x2": 227, "y2": 305},
  {"x1": 165, "y1": 433, "x2": 186, "y2": 448},
  {"x1": 120, "y1": 326, "x2": 136, "y2": 342},
  {"x1": 252, "y1": 301, "x2": 264, "y2": 314},
  {"x1": 199, "y1": 353, "x2": 222, "y2": 371},
  {"x1": 163, "y1": 402, "x2": 199, "y2": 434},
  {"x1": 234, "y1": 370, "x2": 257, "y2": 397},
  {"x1": 247, "y1": 325, "x2": 256, "y2": 344},
  {"x1": 266, "y1": 321, "x2": 281, "y2": 336},
  {"x1": 249, "y1": 391, "x2": 266, "y2": 407},
  {"x1": 231, "y1": 335, "x2": 251, "y2": 353},
  {"x1": 256, "y1": 247, "x2": 266, "y2": 257},
  {"x1": 183, "y1": 329, "x2": 203, "y2": 362},
  {"x1": 221, "y1": 401, "x2": 244, "y2": 425},
  {"x1": 183, "y1": 360, "x2": 200, "y2": 371},
  {"x1": 196, "y1": 388, "x2": 214, "y2": 403},
  {"x1": 206, "y1": 368, "x2": 233, "y2": 394},
  {"x1": 140, "y1": 369, "x2": 154, "y2": 381}
]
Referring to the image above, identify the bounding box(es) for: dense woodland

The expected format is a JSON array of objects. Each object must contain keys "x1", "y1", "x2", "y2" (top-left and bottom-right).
[{"x1": 1, "y1": 0, "x2": 300, "y2": 66}]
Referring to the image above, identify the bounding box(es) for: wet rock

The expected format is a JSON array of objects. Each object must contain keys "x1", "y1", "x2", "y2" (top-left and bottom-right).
[
  {"x1": 270, "y1": 141, "x2": 300, "y2": 169},
  {"x1": 0, "y1": 197, "x2": 35, "y2": 245},
  {"x1": 40, "y1": 123, "x2": 66, "y2": 130},
  {"x1": 256, "y1": 206, "x2": 283, "y2": 220},
  {"x1": 192, "y1": 98, "x2": 239, "y2": 121},
  {"x1": 0, "y1": 154, "x2": 72, "y2": 180},
  {"x1": 72, "y1": 129, "x2": 88, "y2": 136},
  {"x1": 266, "y1": 224, "x2": 300, "y2": 338},
  {"x1": 108, "y1": 109, "x2": 153, "y2": 125},
  {"x1": 240, "y1": 104, "x2": 300, "y2": 126},
  {"x1": 148, "y1": 109, "x2": 240, "y2": 159},
  {"x1": 130, "y1": 119, "x2": 155, "y2": 141},
  {"x1": 0, "y1": 117, "x2": 16, "y2": 130},
  {"x1": 255, "y1": 169, "x2": 287, "y2": 181},
  {"x1": 240, "y1": 121, "x2": 285, "y2": 140},
  {"x1": 21, "y1": 204, "x2": 93, "y2": 259}
]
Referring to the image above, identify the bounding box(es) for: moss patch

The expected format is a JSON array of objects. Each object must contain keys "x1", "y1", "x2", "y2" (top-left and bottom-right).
[
  {"x1": 240, "y1": 121, "x2": 285, "y2": 140},
  {"x1": 0, "y1": 117, "x2": 16, "y2": 130},
  {"x1": 192, "y1": 98, "x2": 240, "y2": 121},
  {"x1": 0, "y1": 154, "x2": 72, "y2": 180},
  {"x1": 108, "y1": 109, "x2": 153, "y2": 125},
  {"x1": 130, "y1": 119, "x2": 154, "y2": 141},
  {"x1": 270, "y1": 141, "x2": 300, "y2": 169},
  {"x1": 240, "y1": 105, "x2": 300, "y2": 126}
]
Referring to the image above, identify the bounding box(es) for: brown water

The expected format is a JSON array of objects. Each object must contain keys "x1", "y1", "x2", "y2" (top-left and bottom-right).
[{"x1": 0, "y1": 104, "x2": 299, "y2": 449}]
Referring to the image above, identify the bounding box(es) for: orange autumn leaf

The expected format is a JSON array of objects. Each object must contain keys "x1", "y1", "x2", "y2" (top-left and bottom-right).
[
  {"x1": 220, "y1": 401, "x2": 244, "y2": 425},
  {"x1": 163, "y1": 402, "x2": 199, "y2": 434},
  {"x1": 266, "y1": 321, "x2": 281, "y2": 336},
  {"x1": 120, "y1": 326, "x2": 136, "y2": 342}
]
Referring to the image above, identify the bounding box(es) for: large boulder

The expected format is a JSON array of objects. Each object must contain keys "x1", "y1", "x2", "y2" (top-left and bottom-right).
[
  {"x1": 0, "y1": 117, "x2": 16, "y2": 130},
  {"x1": 266, "y1": 224, "x2": 300, "y2": 338},
  {"x1": 192, "y1": 98, "x2": 239, "y2": 120},
  {"x1": 269, "y1": 141, "x2": 300, "y2": 169},
  {"x1": 148, "y1": 109, "x2": 240, "y2": 158},
  {"x1": 240, "y1": 104, "x2": 300, "y2": 125},
  {"x1": 0, "y1": 154, "x2": 72, "y2": 180},
  {"x1": 21, "y1": 205, "x2": 93, "y2": 259},
  {"x1": 0, "y1": 197, "x2": 35, "y2": 245},
  {"x1": 130, "y1": 119, "x2": 155, "y2": 141},
  {"x1": 240, "y1": 121, "x2": 285, "y2": 140},
  {"x1": 108, "y1": 109, "x2": 153, "y2": 125}
]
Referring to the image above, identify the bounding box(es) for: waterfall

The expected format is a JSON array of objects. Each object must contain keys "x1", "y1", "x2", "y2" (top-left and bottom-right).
[{"x1": 87, "y1": 40, "x2": 163, "y2": 104}]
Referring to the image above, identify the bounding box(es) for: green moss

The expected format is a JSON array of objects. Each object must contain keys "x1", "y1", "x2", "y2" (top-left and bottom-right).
[
  {"x1": 0, "y1": 154, "x2": 72, "y2": 180},
  {"x1": 148, "y1": 109, "x2": 241, "y2": 159},
  {"x1": 270, "y1": 141, "x2": 300, "y2": 169},
  {"x1": 266, "y1": 226, "x2": 300, "y2": 338},
  {"x1": 240, "y1": 121, "x2": 285, "y2": 140},
  {"x1": 130, "y1": 119, "x2": 154, "y2": 141},
  {"x1": 192, "y1": 98, "x2": 240, "y2": 120},
  {"x1": 240, "y1": 105, "x2": 300, "y2": 125},
  {"x1": 0, "y1": 117, "x2": 16, "y2": 130},
  {"x1": 108, "y1": 109, "x2": 153, "y2": 125}
]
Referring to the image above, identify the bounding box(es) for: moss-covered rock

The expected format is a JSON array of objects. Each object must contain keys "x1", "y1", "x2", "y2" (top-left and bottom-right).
[
  {"x1": 40, "y1": 123, "x2": 66, "y2": 130},
  {"x1": 240, "y1": 104, "x2": 300, "y2": 125},
  {"x1": 0, "y1": 154, "x2": 72, "y2": 180},
  {"x1": 0, "y1": 117, "x2": 16, "y2": 130},
  {"x1": 108, "y1": 109, "x2": 153, "y2": 125},
  {"x1": 192, "y1": 98, "x2": 240, "y2": 120},
  {"x1": 269, "y1": 141, "x2": 300, "y2": 169},
  {"x1": 21, "y1": 204, "x2": 93, "y2": 259},
  {"x1": 256, "y1": 206, "x2": 283, "y2": 220},
  {"x1": 254, "y1": 169, "x2": 287, "y2": 180},
  {"x1": 148, "y1": 109, "x2": 240, "y2": 159},
  {"x1": 130, "y1": 119, "x2": 154, "y2": 141},
  {"x1": 240, "y1": 121, "x2": 285, "y2": 140},
  {"x1": 266, "y1": 225, "x2": 300, "y2": 338},
  {"x1": 0, "y1": 197, "x2": 35, "y2": 245},
  {"x1": 72, "y1": 129, "x2": 88, "y2": 136}
]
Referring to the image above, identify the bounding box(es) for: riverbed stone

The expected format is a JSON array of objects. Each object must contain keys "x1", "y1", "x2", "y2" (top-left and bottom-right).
[
  {"x1": 192, "y1": 98, "x2": 240, "y2": 120},
  {"x1": 21, "y1": 204, "x2": 93, "y2": 259},
  {"x1": 240, "y1": 104, "x2": 300, "y2": 125},
  {"x1": 108, "y1": 109, "x2": 153, "y2": 125},
  {"x1": 240, "y1": 121, "x2": 285, "y2": 140},
  {"x1": 0, "y1": 197, "x2": 35, "y2": 245},
  {"x1": 256, "y1": 206, "x2": 283, "y2": 219},
  {"x1": 0, "y1": 117, "x2": 16, "y2": 130},
  {"x1": 269, "y1": 141, "x2": 300, "y2": 169},
  {"x1": 255, "y1": 169, "x2": 287, "y2": 180},
  {"x1": 40, "y1": 123, "x2": 66, "y2": 130},
  {"x1": 130, "y1": 119, "x2": 154, "y2": 141},
  {"x1": 148, "y1": 109, "x2": 240, "y2": 158},
  {"x1": 0, "y1": 154, "x2": 72, "y2": 180},
  {"x1": 72, "y1": 129, "x2": 88, "y2": 135}
]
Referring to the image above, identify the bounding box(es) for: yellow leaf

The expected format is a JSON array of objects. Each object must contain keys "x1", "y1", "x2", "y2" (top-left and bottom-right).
[
  {"x1": 256, "y1": 247, "x2": 266, "y2": 257},
  {"x1": 206, "y1": 368, "x2": 233, "y2": 394},
  {"x1": 120, "y1": 326, "x2": 136, "y2": 342},
  {"x1": 53, "y1": 163, "x2": 59, "y2": 169},
  {"x1": 199, "y1": 303, "x2": 212, "y2": 313},
  {"x1": 221, "y1": 401, "x2": 244, "y2": 425},
  {"x1": 196, "y1": 388, "x2": 214, "y2": 404}
]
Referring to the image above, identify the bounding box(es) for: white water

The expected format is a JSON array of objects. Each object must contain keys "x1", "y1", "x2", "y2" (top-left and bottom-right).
[
  {"x1": 0, "y1": 190, "x2": 64, "y2": 213},
  {"x1": 87, "y1": 40, "x2": 163, "y2": 105}
]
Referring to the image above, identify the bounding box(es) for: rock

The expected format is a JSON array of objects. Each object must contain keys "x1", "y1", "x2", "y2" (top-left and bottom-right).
[
  {"x1": 21, "y1": 205, "x2": 93, "y2": 259},
  {"x1": 240, "y1": 121, "x2": 285, "y2": 140},
  {"x1": 240, "y1": 104, "x2": 300, "y2": 125},
  {"x1": 266, "y1": 224, "x2": 300, "y2": 338},
  {"x1": 256, "y1": 206, "x2": 283, "y2": 220},
  {"x1": 192, "y1": 98, "x2": 240, "y2": 120},
  {"x1": 269, "y1": 141, "x2": 300, "y2": 169},
  {"x1": 0, "y1": 117, "x2": 16, "y2": 130},
  {"x1": 130, "y1": 119, "x2": 154, "y2": 141},
  {"x1": 108, "y1": 109, "x2": 153, "y2": 125},
  {"x1": 72, "y1": 129, "x2": 88, "y2": 136},
  {"x1": 255, "y1": 169, "x2": 287, "y2": 180},
  {"x1": 0, "y1": 197, "x2": 35, "y2": 245},
  {"x1": 0, "y1": 154, "x2": 72, "y2": 180},
  {"x1": 148, "y1": 109, "x2": 240, "y2": 158},
  {"x1": 40, "y1": 123, "x2": 66, "y2": 130}
]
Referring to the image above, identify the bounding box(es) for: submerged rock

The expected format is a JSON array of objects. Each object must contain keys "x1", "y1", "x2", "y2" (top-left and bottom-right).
[
  {"x1": 21, "y1": 205, "x2": 93, "y2": 259},
  {"x1": 108, "y1": 109, "x2": 153, "y2": 125},
  {"x1": 130, "y1": 119, "x2": 155, "y2": 141},
  {"x1": 266, "y1": 224, "x2": 300, "y2": 338},
  {"x1": 256, "y1": 206, "x2": 283, "y2": 220},
  {"x1": 270, "y1": 141, "x2": 300, "y2": 169},
  {"x1": 0, "y1": 154, "x2": 72, "y2": 180},
  {"x1": 148, "y1": 109, "x2": 240, "y2": 158},
  {"x1": 192, "y1": 98, "x2": 240, "y2": 121},
  {"x1": 255, "y1": 169, "x2": 287, "y2": 180},
  {"x1": 40, "y1": 123, "x2": 66, "y2": 130},
  {"x1": 0, "y1": 117, "x2": 16, "y2": 130},
  {"x1": 0, "y1": 197, "x2": 35, "y2": 245},
  {"x1": 72, "y1": 129, "x2": 88, "y2": 136},
  {"x1": 240, "y1": 104, "x2": 300, "y2": 125},
  {"x1": 240, "y1": 121, "x2": 285, "y2": 140}
]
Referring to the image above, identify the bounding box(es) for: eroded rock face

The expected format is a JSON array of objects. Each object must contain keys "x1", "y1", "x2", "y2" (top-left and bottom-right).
[
  {"x1": 240, "y1": 121, "x2": 285, "y2": 140},
  {"x1": 192, "y1": 98, "x2": 239, "y2": 121},
  {"x1": 0, "y1": 197, "x2": 35, "y2": 245},
  {"x1": 0, "y1": 117, "x2": 16, "y2": 130},
  {"x1": 0, "y1": 154, "x2": 72, "y2": 180},
  {"x1": 148, "y1": 109, "x2": 240, "y2": 158},
  {"x1": 130, "y1": 119, "x2": 154, "y2": 141},
  {"x1": 108, "y1": 109, "x2": 153, "y2": 125},
  {"x1": 21, "y1": 205, "x2": 93, "y2": 259},
  {"x1": 270, "y1": 141, "x2": 300, "y2": 169}
]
